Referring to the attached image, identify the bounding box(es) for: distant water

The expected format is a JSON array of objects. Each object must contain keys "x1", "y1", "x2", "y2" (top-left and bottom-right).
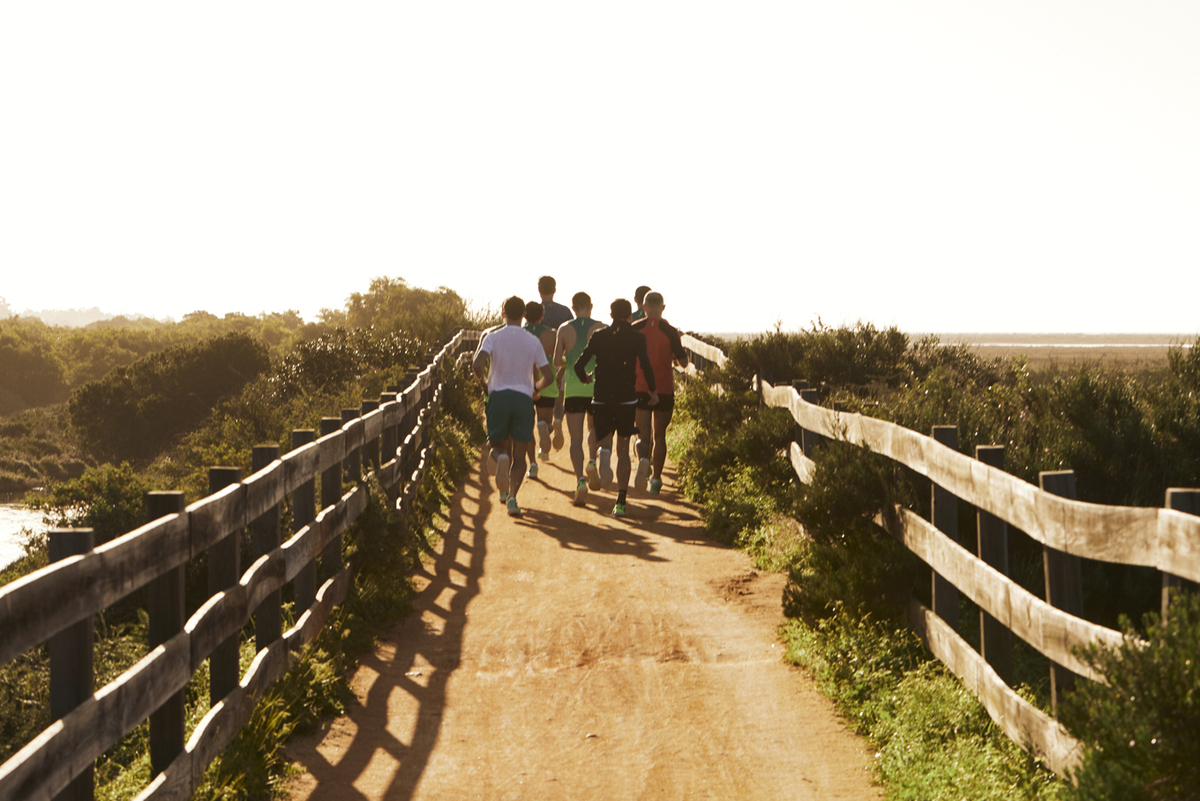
[{"x1": 0, "y1": 504, "x2": 44, "y2": 569}]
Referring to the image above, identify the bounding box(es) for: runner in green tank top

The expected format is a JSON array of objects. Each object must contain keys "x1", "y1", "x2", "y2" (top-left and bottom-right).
[
  {"x1": 553, "y1": 292, "x2": 608, "y2": 506},
  {"x1": 523, "y1": 301, "x2": 559, "y2": 468}
]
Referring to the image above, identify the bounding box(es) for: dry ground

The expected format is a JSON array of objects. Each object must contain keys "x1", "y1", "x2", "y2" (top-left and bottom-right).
[{"x1": 286, "y1": 447, "x2": 880, "y2": 800}]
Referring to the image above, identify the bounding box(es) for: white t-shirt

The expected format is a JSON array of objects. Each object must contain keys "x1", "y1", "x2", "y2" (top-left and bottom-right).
[{"x1": 479, "y1": 324, "x2": 550, "y2": 395}]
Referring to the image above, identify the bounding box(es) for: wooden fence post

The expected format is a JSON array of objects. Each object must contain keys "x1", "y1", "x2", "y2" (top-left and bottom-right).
[
  {"x1": 975, "y1": 445, "x2": 1013, "y2": 685},
  {"x1": 1040, "y1": 470, "x2": 1084, "y2": 716},
  {"x1": 799, "y1": 389, "x2": 822, "y2": 456},
  {"x1": 931, "y1": 426, "x2": 960, "y2": 631},
  {"x1": 341, "y1": 409, "x2": 362, "y2": 485},
  {"x1": 320, "y1": 417, "x2": 345, "y2": 576},
  {"x1": 380, "y1": 392, "x2": 399, "y2": 503},
  {"x1": 380, "y1": 391, "x2": 398, "y2": 464},
  {"x1": 49, "y1": 528, "x2": 94, "y2": 801},
  {"x1": 791, "y1": 380, "x2": 809, "y2": 454},
  {"x1": 207, "y1": 466, "x2": 242, "y2": 708},
  {"x1": 1163, "y1": 488, "x2": 1200, "y2": 620},
  {"x1": 291, "y1": 430, "x2": 317, "y2": 615},
  {"x1": 145, "y1": 491, "x2": 186, "y2": 776},
  {"x1": 361, "y1": 400, "x2": 381, "y2": 476},
  {"x1": 252, "y1": 445, "x2": 282, "y2": 650}
]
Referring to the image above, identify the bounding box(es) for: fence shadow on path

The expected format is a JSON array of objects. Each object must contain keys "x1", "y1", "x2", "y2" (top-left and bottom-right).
[{"x1": 287, "y1": 468, "x2": 491, "y2": 801}]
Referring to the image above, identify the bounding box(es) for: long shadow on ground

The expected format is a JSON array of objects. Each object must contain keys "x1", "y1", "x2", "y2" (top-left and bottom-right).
[{"x1": 287, "y1": 467, "x2": 490, "y2": 800}]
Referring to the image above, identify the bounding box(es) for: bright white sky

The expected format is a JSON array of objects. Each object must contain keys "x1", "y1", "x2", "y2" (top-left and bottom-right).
[{"x1": 2, "y1": 1, "x2": 1197, "y2": 334}]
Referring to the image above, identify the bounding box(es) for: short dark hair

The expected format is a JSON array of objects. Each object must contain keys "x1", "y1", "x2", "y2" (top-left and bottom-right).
[
  {"x1": 571, "y1": 291, "x2": 591, "y2": 310},
  {"x1": 610, "y1": 298, "x2": 633, "y2": 320},
  {"x1": 538, "y1": 276, "x2": 556, "y2": 295},
  {"x1": 524, "y1": 300, "x2": 544, "y2": 323},
  {"x1": 634, "y1": 285, "x2": 651, "y2": 304},
  {"x1": 504, "y1": 295, "x2": 525, "y2": 320},
  {"x1": 644, "y1": 291, "x2": 664, "y2": 306}
]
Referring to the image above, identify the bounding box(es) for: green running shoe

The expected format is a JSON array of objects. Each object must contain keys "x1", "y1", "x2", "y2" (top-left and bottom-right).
[
  {"x1": 612, "y1": 502, "x2": 627, "y2": 518},
  {"x1": 506, "y1": 497, "x2": 521, "y2": 517},
  {"x1": 527, "y1": 462, "x2": 538, "y2": 479},
  {"x1": 649, "y1": 477, "x2": 663, "y2": 495},
  {"x1": 573, "y1": 478, "x2": 588, "y2": 506}
]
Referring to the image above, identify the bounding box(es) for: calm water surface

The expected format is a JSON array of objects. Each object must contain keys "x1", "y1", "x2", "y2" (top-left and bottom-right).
[{"x1": 0, "y1": 503, "x2": 44, "y2": 569}]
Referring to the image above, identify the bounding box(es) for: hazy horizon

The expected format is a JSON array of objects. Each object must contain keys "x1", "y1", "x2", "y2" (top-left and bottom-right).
[{"x1": 4, "y1": 3, "x2": 1199, "y2": 336}]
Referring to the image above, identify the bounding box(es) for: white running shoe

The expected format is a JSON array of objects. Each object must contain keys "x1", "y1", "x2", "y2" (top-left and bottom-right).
[
  {"x1": 599, "y1": 448, "x2": 612, "y2": 486},
  {"x1": 495, "y1": 453, "x2": 510, "y2": 498},
  {"x1": 585, "y1": 460, "x2": 601, "y2": 491},
  {"x1": 573, "y1": 478, "x2": 588, "y2": 506},
  {"x1": 634, "y1": 457, "x2": 651, "y2": 491}
]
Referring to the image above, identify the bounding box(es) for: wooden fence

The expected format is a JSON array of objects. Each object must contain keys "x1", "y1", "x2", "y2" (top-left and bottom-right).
[
  {"x1": 677, "y1": 333, "x2": 1200, "y2": 777},
  {"x1": 0, "y1": 330, "x2": 480, "y2": 801}
]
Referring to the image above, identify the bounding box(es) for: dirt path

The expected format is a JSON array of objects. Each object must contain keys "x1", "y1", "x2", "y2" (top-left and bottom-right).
[{"x1": 286, "y1": 449, "x2": 881, "y2": 800}]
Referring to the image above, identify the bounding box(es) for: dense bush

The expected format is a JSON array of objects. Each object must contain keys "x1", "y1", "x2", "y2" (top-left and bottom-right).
[
  {"x1": 671, "y1": 326, "x2": 1200, "y2": 800},
  {"x1": 27, "y1": 462, "x2": 151, "y2": 546},
  {"x1": 69, "y1": 332, "x2": 270, "y2": 463},
  {"x1": 0, "y1": 320, "x2": 68, "y2": 414},
  {"x1": 1061, "y1": 591, "x2": 1200, "y2": 801}
]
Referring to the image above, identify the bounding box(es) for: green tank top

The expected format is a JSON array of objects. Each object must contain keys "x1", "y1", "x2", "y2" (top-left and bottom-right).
[
  {"x1": 524, "y1": 323, "x2": 558, "y2": 398},
  {"x1": 563, "y1": 317, "x2": 598, "y2": 399}
]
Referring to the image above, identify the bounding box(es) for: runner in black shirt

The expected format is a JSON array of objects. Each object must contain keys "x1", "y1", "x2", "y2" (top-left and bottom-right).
[{"x1": 574, "y1": 298, "x2": 657, "y2": 517}]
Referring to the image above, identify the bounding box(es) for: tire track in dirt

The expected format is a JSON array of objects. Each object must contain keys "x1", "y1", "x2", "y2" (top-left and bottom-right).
[{"x1": 286, "y1": 449, "x2": 880, "y2": 800}]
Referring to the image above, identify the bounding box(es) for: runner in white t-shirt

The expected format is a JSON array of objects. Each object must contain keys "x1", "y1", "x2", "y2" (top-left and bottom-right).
[{"x1": 473, "y1": 296, "x2": 554, "y2": 517}]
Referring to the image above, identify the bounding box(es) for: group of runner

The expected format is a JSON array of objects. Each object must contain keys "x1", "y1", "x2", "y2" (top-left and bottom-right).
[{"x1": 471, "y1": 276, "x2": 689, "y2": 518}]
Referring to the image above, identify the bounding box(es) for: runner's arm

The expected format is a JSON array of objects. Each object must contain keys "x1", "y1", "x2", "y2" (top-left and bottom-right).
[{"x1": 636, "y1": 335, "x2": 658, "y2": 404}]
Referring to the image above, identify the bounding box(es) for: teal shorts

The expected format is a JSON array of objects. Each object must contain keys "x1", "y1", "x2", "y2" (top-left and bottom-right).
[{"x1": 486, "y1": 389, "x2": 536, "y2": 442}]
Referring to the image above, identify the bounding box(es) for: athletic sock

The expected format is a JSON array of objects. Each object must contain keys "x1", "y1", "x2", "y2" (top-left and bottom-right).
[{"x1": 617, "y1": 489, "x2": 628, "y2": 505}]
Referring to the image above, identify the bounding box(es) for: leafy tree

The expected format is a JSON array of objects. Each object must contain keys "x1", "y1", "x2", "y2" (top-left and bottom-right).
[
  {"x1": 0, "y1": 319, "x2": 68, "y2": 413},
  {"x1": 68, "y1": 332, "x2": 270, "y2": 462},
  {"x1": 340, "y1": 276, "x2": 473, "y2": 346}
]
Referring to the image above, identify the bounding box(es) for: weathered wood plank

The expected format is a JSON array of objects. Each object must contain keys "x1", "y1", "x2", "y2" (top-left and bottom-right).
[
  {"x1": 243, "y1": 458, "x2": 285, "y2": 523},
  {"x1": 879, "y1": 507, "x2": 1123, "y2": 681},
  {"x1": 188, "y1": 482, "x2": 245, "y2": 557},
  {"x1": 908, "y1": 600, "x2": 1082, "y2": 777},
  {"x1": 762, "y1": 380, "x2": 1200, "y2": 583},
  {"x1": 0, "y1": 631, "x2": 191, "y2": 801},
  {"x1": 315, "y1": 428, "x2": 344, "y2": 475},
  {"x1": 362, "y1": 406, "x2": 385, "y2": 443},
  {"x1": 0, "y1": 513, "x2": 190, "y2": 667},
  {"x1": 680, "y1": 334, "x2": 728, "y2": 367},
  {"x1": 341, "y1": 417, "x2": 365, "y2": 455},
  {"x1": 285, "y1": 569, "x2": 353, "y2": 654}
]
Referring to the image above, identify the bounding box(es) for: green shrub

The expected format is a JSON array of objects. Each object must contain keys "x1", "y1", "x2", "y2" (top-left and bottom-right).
[
  {"x1": 1061, "y1": 591, "x2": 1200, "y2": 801},
  {"x1": 27, "y1": 462, "x2": 151, "y2": 546},
  {"x1": 69, "y1": 332, "x2": 270, "y2": 463}
]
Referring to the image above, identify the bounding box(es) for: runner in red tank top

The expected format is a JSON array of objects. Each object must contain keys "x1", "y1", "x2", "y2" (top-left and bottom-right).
[{"x1": 631, "y1": 292, "x2": 688, "y2": 493}]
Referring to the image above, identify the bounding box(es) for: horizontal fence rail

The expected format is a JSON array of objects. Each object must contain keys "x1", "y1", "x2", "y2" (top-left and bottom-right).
[
  {"x1": 0, "y1": 330, "x2": 481, "y2": 801},
  {"x1": 761, "y1": 377, "x2": 1200, "y2": 777},
  {"x1": 764, "y1": 383, "x2": 1200, "y2": 584}
]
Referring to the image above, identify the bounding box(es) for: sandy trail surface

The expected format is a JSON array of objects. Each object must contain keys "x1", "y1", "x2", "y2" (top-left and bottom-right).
[{"x1": 287, "y1": 449, "x2": 880, "y2": 800}]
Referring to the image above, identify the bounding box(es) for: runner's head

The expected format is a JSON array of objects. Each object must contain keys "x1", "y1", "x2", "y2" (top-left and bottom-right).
[
  {"x1": 538, "y1": 276, "x2": 556, "y2": 300},
  {"x1": 503, "y1": 295, "x2": 525, "y2": 323},
  {"x1": 571, "y1": 291, "x2": 592, "y2": 317},
  {"x1": 634, "y1": 285, "x2": 651, "y2": 309},
  {"x1": 610, "y1": 298, "x2": 633, "y2": 323},
  {"x1": 525, "y1": 301, "x2": 544, "y2": 324},
  {"x1": 643, "y1": 291, "x2": 665, "y2": 320}
]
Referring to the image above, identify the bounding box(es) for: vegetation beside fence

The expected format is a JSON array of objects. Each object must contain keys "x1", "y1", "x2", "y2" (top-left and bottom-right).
[
  {"x1": 0, "y1": 278, "x2": 489, "y2": 800},
  {"x1": 672, "y1": 323, "x2": 1200, "y2": 801}
]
